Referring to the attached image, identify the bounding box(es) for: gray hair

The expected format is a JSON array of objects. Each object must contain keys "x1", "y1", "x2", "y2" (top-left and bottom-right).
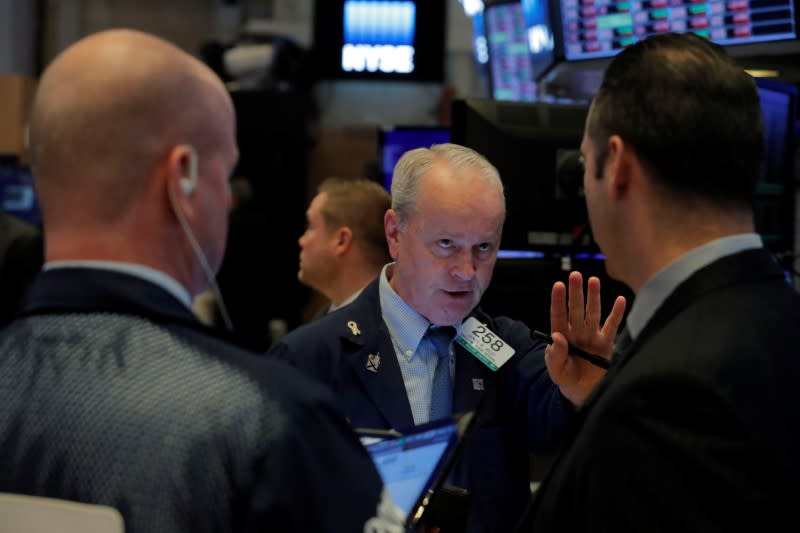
[{"x1": 390, "y1": 143, "x2": 504, "y2": 226}]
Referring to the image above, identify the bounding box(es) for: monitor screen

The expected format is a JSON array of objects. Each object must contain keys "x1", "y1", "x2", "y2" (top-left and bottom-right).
[
  {"x1": 379, "y1": 126, "x2": 452, "y2": 190},
  {"x1": 451, "y1": 98, "x2": 589, "y2": 251},
  {"x1": 752, "y1": 77, "x2": 798, "y2": 254},
  {"x1": 472, "y1": 9, "x2": 490, "y2": 66},
  {"x1": 312, "y1": 0, "x2": 447, "y2": 81},
  {"x1": 366, "y1": 422, "x2": 457, "y2": 520},
  {"x1": 0, "y1": 167, "x2": 40, "y2": 226},
  {"x1": 522, "y1": 0, "x2": 557, "y2": 78},
  {"x1": 557, "y1": 0, "x2": 799, "y2": 61},
  {"x1": 485, "y1": 1, "x2": 539, "y2": 102}
]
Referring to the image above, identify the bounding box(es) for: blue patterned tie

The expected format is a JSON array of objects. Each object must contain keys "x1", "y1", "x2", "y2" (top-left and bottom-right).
[{"x1": 428, "y1": 326, "x2": 455, "y2": 421}]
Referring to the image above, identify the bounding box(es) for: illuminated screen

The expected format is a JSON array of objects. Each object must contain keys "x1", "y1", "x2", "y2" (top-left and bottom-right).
[
  {"x1": 522, "y1": 0, "x2": 556, "y2": 78},
  {"x1": 367, "y1": 424, "x2": 455, "y2": 519},
  {"x1": 558, "y1": 0, "x2": 798, "y2": 61},
  {"x1": 752, "y1": 77, "x2": 798, "y2": 254},
  {"x1": 379, "y1": 126, "x2": 452, "y2": 190},
  {"x1": 486, "y1": 1, "x2": 539, "y2": 102},
  {"x1": 313, "y1": 0, "x2": 446, "y2": 81}
]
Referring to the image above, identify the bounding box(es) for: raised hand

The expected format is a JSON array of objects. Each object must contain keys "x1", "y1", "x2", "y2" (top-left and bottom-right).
[{"x1": 544, "y1": 271, "x2": 626, "y2": 407}]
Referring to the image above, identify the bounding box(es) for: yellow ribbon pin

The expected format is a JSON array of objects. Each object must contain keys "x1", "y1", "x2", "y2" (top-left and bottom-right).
[{"x1": 347, "y1": 321, "x2": 361, "y2": 336}]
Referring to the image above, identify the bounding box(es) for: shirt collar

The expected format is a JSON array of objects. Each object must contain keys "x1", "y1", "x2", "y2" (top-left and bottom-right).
[
  {"x1": 626, "y1": 233, "x2": 762, "y2": 339},
  {"x1": 43, "y1": 260, "x2": 194, "y2": 311}
]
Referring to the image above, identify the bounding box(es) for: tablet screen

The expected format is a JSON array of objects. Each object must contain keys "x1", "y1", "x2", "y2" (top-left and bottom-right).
[{"x1": 366, "y1": 422, "x2": 457, "y2": 520}]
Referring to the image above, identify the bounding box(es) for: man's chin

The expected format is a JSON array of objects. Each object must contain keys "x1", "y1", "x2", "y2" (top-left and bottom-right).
[{"x1": 429, "y1": 298, "x2": 477, "y2": 325}]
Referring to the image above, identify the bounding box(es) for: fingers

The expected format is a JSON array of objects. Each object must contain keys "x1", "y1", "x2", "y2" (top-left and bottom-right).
[
  {"x1": 550, "y1": 280, "x2": 567, "y2": 333},
  {"x1": 601, "y1": 295, "x2": 628, "y2": 337},
  {"x1": 543, "y1": 331, "x2": 570, "y2": 384},
  {"x1": 584, "y1": 276, "x2": 602, "y2": 329},
  {"x1": 567, "y1": 271, "x2": 585, "y2": 332}
]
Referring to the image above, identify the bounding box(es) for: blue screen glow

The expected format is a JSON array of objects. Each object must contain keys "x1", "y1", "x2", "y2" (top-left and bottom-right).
[{"x1": 342, "y1": 1, "x2": 418, "y2": 74}]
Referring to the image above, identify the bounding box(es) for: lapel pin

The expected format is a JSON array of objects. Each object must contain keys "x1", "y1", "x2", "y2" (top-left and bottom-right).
[
  {"x1": 472, "y1": 378, "x2": 484, "y2": 391},
  {"x1": 366, "y1": 352, "x2": 381, "y2": 373},
  {"x1": 347, "y1": 321, "x2": 361, "y2": 336}
]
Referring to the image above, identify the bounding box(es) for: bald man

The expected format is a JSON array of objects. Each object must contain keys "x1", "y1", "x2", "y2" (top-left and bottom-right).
[{"x1": 0, "y1": 29, "x2": 382, "y2": 533}]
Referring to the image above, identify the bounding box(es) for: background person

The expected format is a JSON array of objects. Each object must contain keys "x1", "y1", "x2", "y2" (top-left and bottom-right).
[{"x1": 298, "y1": 177, "x2": 391, "y2": 319}]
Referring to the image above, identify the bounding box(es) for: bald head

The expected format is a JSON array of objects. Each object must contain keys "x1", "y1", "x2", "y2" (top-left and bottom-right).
[{"x1": 30, "y1": 29, "x2": 234, "y2": 226}]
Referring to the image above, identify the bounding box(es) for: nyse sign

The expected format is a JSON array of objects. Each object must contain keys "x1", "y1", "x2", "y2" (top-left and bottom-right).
[{"x1": 341, "y1": 44, "x2": 415, "y2": 74}]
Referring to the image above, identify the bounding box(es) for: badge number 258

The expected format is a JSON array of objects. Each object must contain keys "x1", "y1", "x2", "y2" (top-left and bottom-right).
[{"x1": 456, "y1": 317, "x2": 516, "y2": 371}]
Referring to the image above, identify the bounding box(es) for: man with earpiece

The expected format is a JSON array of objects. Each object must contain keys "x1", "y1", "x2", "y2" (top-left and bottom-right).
[{"x1": 0, "y1": 28, "x2": 383, "y2": 533}]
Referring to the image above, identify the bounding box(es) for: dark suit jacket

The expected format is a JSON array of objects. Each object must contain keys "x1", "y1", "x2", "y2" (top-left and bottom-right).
[
  {"x1": 0, "y1": 268, "x2": 382, "y2": 533},
  {"x1": 269, "y1": 279, "x2": 573, "y2": 533},
  {"x1": 521, "y1": 248, "x2": 800, "y2": 532},
  {"x1": 0, "y1": 211, "x2": 43, "y2": 326}
]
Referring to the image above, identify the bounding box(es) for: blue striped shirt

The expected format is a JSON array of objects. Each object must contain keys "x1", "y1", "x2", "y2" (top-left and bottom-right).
[{"x1": 378, "y1": 263, "x2": 462, "y2": 425}]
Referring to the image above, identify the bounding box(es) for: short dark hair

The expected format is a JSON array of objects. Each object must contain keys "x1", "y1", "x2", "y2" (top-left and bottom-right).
[
  {"x1": 318, "y1": 178, "x2": 392, "y2": 267},
  {"x1": 587, "y1": 33, "x2": 764, "y2": 209}
]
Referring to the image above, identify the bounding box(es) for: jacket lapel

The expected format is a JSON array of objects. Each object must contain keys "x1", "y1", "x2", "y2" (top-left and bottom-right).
[{"x1": 340, "y1": 281, "x2": 416, "y2": 431}]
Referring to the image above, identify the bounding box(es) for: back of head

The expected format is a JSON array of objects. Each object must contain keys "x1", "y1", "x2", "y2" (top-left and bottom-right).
[
  {"x1": 317, "y1": 177, "x2": 391, "y2": 268},
  {"x1": 391, "y1": 143, "x2": 505, "y2": 226},
  {"x1": 29, "y1": 29, "x2": 232, "y2": 231},
  {"x1": 586, "y1": 33, "x2": 763, "y2": 209}
]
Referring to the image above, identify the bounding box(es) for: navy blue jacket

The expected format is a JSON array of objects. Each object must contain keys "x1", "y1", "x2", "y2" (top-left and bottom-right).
[
  {"x1": 269, "y1": 278, "x2": 572, "y2": 532},
  {"x1": 0, "y1": 268, "x2": 383, "y2": 533}
]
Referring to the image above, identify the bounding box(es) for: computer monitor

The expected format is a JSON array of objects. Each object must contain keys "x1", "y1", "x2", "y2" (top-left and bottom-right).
[
  {"x1": 485, "y1": 1, "x2": 539, "y2": 102},
  {"x1": 753, "y1": 77, "x2": 798, "y2": 255},
  {"x1": 312, "y1": 0, "x2": 447, "y2": 81},
  {"x1": 522, "y1": 0, "x2": 556, "y2": 78},
  {"x1": 451, "y1": 98, "x2": 589, "y2": 252},
  {"x1": 378, "y1": 126, "x2": 452, "y2": 191},
  {"x1": 555, "y1": 0, "x2": 799, "y2": 61},
  {"x1": 0, "y1": 166, "x2": 40, "y2": 226}
]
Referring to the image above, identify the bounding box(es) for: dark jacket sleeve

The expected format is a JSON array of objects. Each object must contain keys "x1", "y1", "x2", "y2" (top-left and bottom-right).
[
  {"x1": 244, "y1": 388, "x2": 384, "y2": 533},
  {"x1": 492, "y1": 315, "x2": 576, "y2": 453}
]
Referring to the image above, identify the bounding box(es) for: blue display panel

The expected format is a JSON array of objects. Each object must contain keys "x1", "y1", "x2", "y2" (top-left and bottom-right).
[
  {"x1": 313, "y1": 0, "x2": 446, "y2": 81},
  {"x1": 342, "y1": 1, "x2": 416, "y2": 74},
  {"x1": 379, "y1": 126, "x2": 452, "y2": 190}
]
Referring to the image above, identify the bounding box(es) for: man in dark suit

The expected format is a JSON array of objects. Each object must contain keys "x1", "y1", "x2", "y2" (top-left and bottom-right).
[
  {"x1": 298, "y1": 177, "x2": 391, "y2": 320},
  {"x1": 269, "y1": 143, "x2": 627, "y2": 532},
  {"x1": 0, "y1": 28, "x2": 382, "y2": 532},
  {"x1": 519, "y1": 33, "x2": 800, "y2": 531}
]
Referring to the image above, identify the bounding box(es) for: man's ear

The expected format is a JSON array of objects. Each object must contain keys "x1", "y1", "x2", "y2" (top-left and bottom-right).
[
  {"x1": 605, "y1": 134, "x2": 632, "y2": 201},
  {"x1": 165, "y1": 144, "x2": 197, "y2": 217},
  {"x1": 333, "y1": 226, "x2": 353, "y2": 256},
  {"x1": 384, "y1": 209, "x2": 400, "y2": 260}
]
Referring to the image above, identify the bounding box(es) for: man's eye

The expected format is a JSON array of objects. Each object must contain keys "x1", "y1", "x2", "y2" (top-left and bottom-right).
[
  {"x1": 438, "y1": 239, "x2": 453, "y2": 249},
  {"x1": 478, "y1": 243, "x2": 492, "y2": 253}
]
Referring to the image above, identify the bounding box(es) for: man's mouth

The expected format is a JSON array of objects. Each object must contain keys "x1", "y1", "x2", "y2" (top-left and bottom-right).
[{"x1": 443, "y1": 289, "x2": 471, "y2": 298}]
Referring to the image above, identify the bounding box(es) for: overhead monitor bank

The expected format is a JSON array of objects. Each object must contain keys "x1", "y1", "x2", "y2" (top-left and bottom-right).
[{"x1": 555, "y1": 0, "x2": 798, "y2": 61}]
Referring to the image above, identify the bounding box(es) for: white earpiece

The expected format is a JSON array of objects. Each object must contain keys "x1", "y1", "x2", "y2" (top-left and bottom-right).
[
  {"x1": 180, "y1": 144, "x2": 198, "y2": 195},
  {"x1": 167, "y1": 142, "x2": 233, "y2": 332}
]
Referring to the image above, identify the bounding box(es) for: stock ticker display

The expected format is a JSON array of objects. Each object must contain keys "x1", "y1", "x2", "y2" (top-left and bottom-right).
[{"x1": 560, "y1": 0, "x2": 797, "y2": 60}]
